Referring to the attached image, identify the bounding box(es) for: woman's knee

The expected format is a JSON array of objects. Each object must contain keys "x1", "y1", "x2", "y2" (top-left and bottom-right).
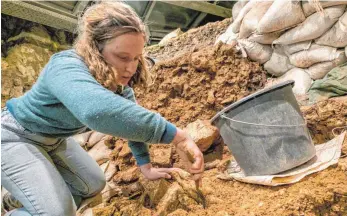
[
  {"x1": 85, "y1": 169, "x2": 106, "y2": 197},
  {"x1": 44, "y1": 198, "x2": 77, "y2": 216}
]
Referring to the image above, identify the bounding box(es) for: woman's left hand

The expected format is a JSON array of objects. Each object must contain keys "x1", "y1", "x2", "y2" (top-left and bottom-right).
[{"x1": 139, "y1": 163, "x2": 179, "y2": 180}]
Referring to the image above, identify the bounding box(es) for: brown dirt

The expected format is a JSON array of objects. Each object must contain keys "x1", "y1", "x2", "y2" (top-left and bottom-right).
[
  {"x1": 145, "y1": 18, "x2": 232, "y2": 61},
  {"x1": 135, "y1": 43, "x2": 267, "y2": 128},
  {"x1": 91, "y1": 28, "x2": 347, "y2": 215},
  {"x1": 301, "y1": 97, "x2": 347, "y2": 144}
]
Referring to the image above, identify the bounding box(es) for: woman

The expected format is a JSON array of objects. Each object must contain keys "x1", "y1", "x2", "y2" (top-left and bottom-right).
[{"x1": 1, "y1": 2, "x2": 204, "y2": 215}]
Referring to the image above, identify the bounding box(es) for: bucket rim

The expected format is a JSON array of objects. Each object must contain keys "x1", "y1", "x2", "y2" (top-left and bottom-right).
[{"x1": 210, "y1": 80, "x2": 295, "y2": 124}]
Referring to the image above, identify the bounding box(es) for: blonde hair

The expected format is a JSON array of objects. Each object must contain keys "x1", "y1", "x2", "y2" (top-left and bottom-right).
[{"x1": 74, "y1": 1, "x2": 152, "y2": 89}]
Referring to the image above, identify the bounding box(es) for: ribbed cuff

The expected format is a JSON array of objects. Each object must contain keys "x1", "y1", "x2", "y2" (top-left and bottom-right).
[
  {"x1": 160, "y1": 122, "x2": 177, "y2": 144},
  {"x1": 134, "y1": 153, "x2": 151, "y2": 166}
]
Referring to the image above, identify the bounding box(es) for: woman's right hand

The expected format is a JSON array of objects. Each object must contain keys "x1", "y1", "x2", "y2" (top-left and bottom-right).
[{"x1": 172, "y1": 128, "x2": 204, "y2": 187}]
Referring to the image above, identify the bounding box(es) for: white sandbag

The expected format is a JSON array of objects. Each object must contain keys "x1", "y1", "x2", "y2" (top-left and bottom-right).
[
  {"x1": 158, "y1": 28, "x2": 183, "y2": 46},
  {"x1": 215, "y1": 25, "x2": 239, "y2": 45},
  {"x1": 231, "y1": 0, "x2": 258, "y2": 33},
  {"x1": 289, "y1": 45, "x2": 338, "y2": 68},
  {"x1": 274, "y1": 5, "x2": 346, "y2": 45},
  {"x1": 272, "y1": 68, "x2": 312, "y2": 95},
  {"x1": 315, "y1": 12, "x2": 347, "y2": 48},
  {"x1": 248, "y1": 31, "x2": 282, "y2": 45},
  {"x1": 232, "y1": 0, "x2": 249, "y2": 20},
  {"x1": 237, "y1": 39, "x2": 273, "y2": 64},
  {"x1": 302, "y1": 1, "x2": 347, "y2": 17},
  {"x1": 257, "y1": 0, "x2": 305, "y2": 34},
  {"x1": 87, "y1": 131, "x2": 109, "y2": 148},
  {"x1": 264, "y1": 48, "x2": 294, "y2": 76},
  {"x1": 239, "y1": 1, "x2": 273, "y2": 39},
  {"x1": 88, "y1": 140, "x2": 112, "y2": 165},
  {"x1": 282, "y1": 40, "x2": 312, "y2": 55},
  {"x1": 72, "y1": 131, "x2": 92, "y2": 147},
  {"x1": 104, "y1": 161, "x2": 117, "y2": 182},
  {"x1": 305, "y1": 50, "x2": 347, "y2": 80}
]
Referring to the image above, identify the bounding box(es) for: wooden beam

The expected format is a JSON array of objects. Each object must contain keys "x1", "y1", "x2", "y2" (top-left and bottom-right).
[
  {"x1": 190, "y1": 0, "x2": 221, "y2": 28},
  {"x1": 159, "y1": 1, "x2": 232, "y2": 18},
  {"x1": 1, "y1": 1, "x2": 77, "y2": 32},
  {"x1": 143, "y1": 1, "x2": 156, "y2": 23},
  {"x1": 72, "y1": 1, "x2": 90, "y2": 16}
]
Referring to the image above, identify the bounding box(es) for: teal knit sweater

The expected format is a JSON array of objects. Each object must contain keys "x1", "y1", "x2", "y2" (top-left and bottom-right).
[{"x1": 6, "y1": 49, "x2": 177, "y2": 165}]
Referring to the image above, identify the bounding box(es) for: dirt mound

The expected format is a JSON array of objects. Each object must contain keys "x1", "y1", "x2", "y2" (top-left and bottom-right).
[
  {"x1": 135, "y1": 43, "x2": 267, "y2": 128},
  {"x1": 145, "y1": 18, "x2": 232, "y2": 61},
  {"x1": 302, "y1": 97, "x2": 347, "y2": 144}
]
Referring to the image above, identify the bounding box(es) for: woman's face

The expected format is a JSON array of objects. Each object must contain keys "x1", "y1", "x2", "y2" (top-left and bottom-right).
[{"x1": 102, "y1": 32, "x2": 145, "y2": 86}]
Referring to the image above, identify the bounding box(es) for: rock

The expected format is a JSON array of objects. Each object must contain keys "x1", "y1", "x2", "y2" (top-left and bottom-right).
[
  {"x1": 140, "y1": 178, "x2": 171, "y2": 207},
  {"x1": 150, "y1": 144, "x2": 172, "y2": 167},
  {"x1": 155, "y1": 182, "x2": 184, "y2": 216},
  {"x1": 113, "y1": 167, "x2": 140, "y2": 184},
  {"x1": 185, "y1": 119, "x2": 220, "y2": 152}
]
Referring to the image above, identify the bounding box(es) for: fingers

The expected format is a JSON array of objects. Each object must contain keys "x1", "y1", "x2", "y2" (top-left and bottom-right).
[{"x1": 147, "y1": 171, "x2": 171, "y2": 180}]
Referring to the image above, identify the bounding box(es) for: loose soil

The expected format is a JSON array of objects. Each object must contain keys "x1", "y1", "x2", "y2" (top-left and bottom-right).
[
  {"x1": 90, "y1": 40, "x2": 347, "y2": 215},
  {"x1": 301, "y1": 96, "x2": 347, "y2": 144},
  {"x1": 135, "y1": 43, "x2": 267, "y2": 128},
  {"x1": 145, "y1": 18, "x2": 232, "y2": 61}
]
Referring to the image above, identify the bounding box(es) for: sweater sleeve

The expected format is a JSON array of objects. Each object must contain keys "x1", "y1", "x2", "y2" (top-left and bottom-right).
[
  {"x1": 42, "y1": 52, "x2": 177, "y2": 144},
  {"x1": 122, "y1": 86, "x2": 176, "y2": 165}
]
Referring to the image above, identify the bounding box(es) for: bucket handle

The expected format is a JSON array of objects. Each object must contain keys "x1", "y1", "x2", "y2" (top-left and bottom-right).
[{"x1": 221, "y1": 114, "x2": 307, "y2": 127}]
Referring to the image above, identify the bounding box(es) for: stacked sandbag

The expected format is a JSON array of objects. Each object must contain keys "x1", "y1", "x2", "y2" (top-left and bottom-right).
[
  {"x1": 273, "y1": 5, "x2": 346, "y2": 45},
  {"x1": 216, "y1": 0, "x2": 347, "y2": 96},
  {"x1": 315, "y1": 12, "x2": 347, "y2": 48},
  {"x1": 264, "y1": 48, "x2": 294, "y2": 76}
]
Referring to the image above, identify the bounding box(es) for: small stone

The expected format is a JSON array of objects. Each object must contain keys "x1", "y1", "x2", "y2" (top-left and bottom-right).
[
  {"x1": 207, "y1": 90, "x2": 215, "y2": 105},
  {"x1": 184, "y1": 119, "x2": 220, "y2": 152}
]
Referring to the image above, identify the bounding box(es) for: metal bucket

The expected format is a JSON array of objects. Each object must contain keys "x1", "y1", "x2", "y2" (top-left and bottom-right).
[{"x1": 211, "y1": 80, "x2": 316, "y2": 176}]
